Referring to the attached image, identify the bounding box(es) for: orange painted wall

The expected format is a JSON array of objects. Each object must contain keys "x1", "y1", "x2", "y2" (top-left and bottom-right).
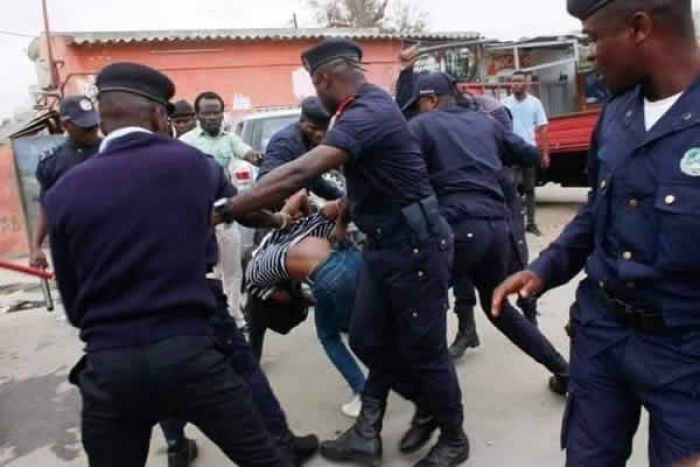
[
  {"x1": 0, "y1": 144, "x2": 29, "y2": 258},
  {"x1": 49, "y1": 35, "x2": 404, "y2": 114}
]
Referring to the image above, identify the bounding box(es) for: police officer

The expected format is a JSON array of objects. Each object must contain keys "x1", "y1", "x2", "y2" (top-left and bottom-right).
[
  {"x1": 395, "y1": 54, "x2": 541, "y2": 361},
  {"x1": 258, "y1": 96, "x2": 344, "y2": 201},
  {"x1": 45, "y1": 62, "x2": 289, "y2": 467},
  {"x1": 30, "y1": 95, "x2": 101, "y2": 270},
  {"x1": 493, "y1": 1, "x2": 700, "y2": 465},
  {"x1": 213, "y1": 38, "x2": 469, "y2": 467},
  {"x1": 169, "y1": 99, "x2": 196, "y2": 137},
  {"x1": 160, "y1": 154, "x2": 318, "y2": 467},
  {"x1": 395, "y1": 72, "x2": 570, "y2": 453}
]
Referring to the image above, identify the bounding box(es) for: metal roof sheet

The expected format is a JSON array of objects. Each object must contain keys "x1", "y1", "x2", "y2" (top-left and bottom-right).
[{"x1": 61, "y1": 28, "x2": 480, "y2": 45}]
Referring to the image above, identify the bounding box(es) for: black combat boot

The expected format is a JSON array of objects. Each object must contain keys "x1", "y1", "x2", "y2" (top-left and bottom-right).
[
  {"x1": 448, "y1": 305, "x2": 480, "y2": 360},
  {"x1": 517, "y1": 296, "x2": 539, "y2": 327},
  {"x1": 547, "y1": 353, "x2": 570, "y2": 396},
  {"x1": 413, "y1": 427, "x2": 470, "y2": 467},
  {"x1": 167, "y1": 438, "x2": 198, "y2": 467},
  {"x1": 399, "y1": 405, "x2": 438, "y2": 454},
  {"x1": 279, "y1": 430, "x2": 319, "y2": 466},
  {"x1": 320, "y1": 396, "x2": 385, "y2": 467}
]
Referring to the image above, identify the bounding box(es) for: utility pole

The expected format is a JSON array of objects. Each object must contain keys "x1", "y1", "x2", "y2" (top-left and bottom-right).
[
  {"x1": 293, "y1": 12, "x2": 299, "y2": 29},
  {"x1": 41, "y1": 0, "x2": 60, "y2": 90}
]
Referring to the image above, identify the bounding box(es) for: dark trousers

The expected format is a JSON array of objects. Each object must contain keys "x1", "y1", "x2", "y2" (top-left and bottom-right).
[
  {"x1": 518, "y1": 167, "x2": 538, "y2": 227},
  {"x1": 451, "y1": 218, "x2": 562, "y2": 373},
  {"x1": 564, "y1": 282, "x2": 700, "y2": 467},
  {"x1": 160, "y1": 279, "x2": 289, "y2": 448},
  {"x1": 75, "y1": 336, "x2": 289, "y2": 467},
  {"x1": 350, "y1": 229, "x2": 464, "y2": 430}
]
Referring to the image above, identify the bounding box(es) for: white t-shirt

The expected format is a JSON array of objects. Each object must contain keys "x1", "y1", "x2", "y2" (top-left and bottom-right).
[
  {"x1": 501, "y1": 94, "x2": 548, "y2": 145},
  {"x1": 644, "y1": 92, "x2": 682, "y2": 131}
]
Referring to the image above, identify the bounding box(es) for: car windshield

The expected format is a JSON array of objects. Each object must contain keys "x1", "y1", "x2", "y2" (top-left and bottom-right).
[{"x1": 259, "y1": 115, "x2": 299, "y2": 150}]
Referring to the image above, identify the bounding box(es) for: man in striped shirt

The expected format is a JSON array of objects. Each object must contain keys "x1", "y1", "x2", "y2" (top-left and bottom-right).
[{"x1": 245, "y1": 191, "x2": 366, "y2": 418}]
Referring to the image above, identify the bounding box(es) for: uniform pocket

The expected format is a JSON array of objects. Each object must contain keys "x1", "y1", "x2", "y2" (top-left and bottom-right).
[{"x1": 654, "y1": 183, "x2": 700, "y2": 271}]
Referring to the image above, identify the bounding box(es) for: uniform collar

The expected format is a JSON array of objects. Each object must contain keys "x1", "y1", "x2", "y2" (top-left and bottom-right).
[
  {"x1": 100, "y1": 126, "x2": 153, "y2": 153},
  {"x1": 622, "y1": 72, "x2": 700, "y2": 147}
]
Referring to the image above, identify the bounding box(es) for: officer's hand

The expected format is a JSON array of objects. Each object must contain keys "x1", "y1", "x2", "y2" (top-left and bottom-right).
[
  {"x1": 491, "y1": 270, "x2": 544, "y2": 318},
  {"x1": 274, "y1": 212, "x2": 292, "y2": 230},
  {"x1": 399, "y1": 43, "x2": 420, "y2": 69},
  {"x1": 29, "y1": 249, "x2": 49, "y2": 270}
]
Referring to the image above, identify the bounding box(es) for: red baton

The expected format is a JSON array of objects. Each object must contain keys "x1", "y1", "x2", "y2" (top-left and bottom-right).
[{"x1": 0, "y1": 260, "x2": 54, "y2": 280}]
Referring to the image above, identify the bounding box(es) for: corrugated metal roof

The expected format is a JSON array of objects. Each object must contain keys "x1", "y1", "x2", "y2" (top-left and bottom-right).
[{"x1": 62, "y1": 28, "x2": 480, "y2": 45}]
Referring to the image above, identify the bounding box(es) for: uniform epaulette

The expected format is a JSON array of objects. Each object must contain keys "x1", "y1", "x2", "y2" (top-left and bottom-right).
[{"x1": 39, "y1": 147, "x2": 58, "y2": 163}]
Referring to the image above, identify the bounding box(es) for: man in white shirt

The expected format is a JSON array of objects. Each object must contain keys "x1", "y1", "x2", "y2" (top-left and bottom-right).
[{"x1": 502, "y1": 71, "x2": 550, "y2": 236}]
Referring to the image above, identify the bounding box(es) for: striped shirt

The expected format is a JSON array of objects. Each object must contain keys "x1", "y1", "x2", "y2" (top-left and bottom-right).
[{"x1": 245, "y1": 212, "x2": 336, "y2": 299}]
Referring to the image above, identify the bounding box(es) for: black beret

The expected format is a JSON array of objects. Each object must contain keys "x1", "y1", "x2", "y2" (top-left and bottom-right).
[
  {"x1": 301, "y1": 38, "x2": 363, "y2": 75},
  {"x1": 567, "y1": 0, "x2": 615, "y2": 19},
  {"x1": 170, "y1": 99, "x2": 195, "y2": 118},
  {"x1": 300, "y1": 96, "x2": 331, "y2": 126},
  {"x1": 95, "y1": 62, "x2": 175, "y2": 113}
]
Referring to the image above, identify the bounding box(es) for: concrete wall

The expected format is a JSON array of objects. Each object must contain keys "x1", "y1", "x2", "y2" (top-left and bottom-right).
[
  {"x1": 47, "y1": 35, "x2": 404, "y2": 119},
  {"x1": 0, "y1": 144, "x2": 29, "y2": 258}
]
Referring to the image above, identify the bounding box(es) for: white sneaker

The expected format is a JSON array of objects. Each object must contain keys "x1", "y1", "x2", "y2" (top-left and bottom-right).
[{"x1": 341, "y1": 394, "x2": 362, "y2": 418}]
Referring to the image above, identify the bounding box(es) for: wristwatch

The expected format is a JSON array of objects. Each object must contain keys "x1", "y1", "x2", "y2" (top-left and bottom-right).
[{"x1": 213, "y1": 198, "x2": 235, "y2": 224}]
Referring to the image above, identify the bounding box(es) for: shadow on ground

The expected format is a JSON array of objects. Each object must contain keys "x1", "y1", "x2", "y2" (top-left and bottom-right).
[{"x1": 0, "y1": 368, "x2": 81, "y2": 465}]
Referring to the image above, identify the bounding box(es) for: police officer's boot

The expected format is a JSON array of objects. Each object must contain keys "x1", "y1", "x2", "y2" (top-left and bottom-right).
[
  {"x1": 547, "y1": 353, "x2": 570, "y2": 396},
  {"x1": 448, "y1": 305, "x2": 480, "y2": 360},
  {"x1": 320, "y1": 396, "x2": 385, "y2": 467},
  {"x1": 167, "y1": 438, "x2": 198, "y2": 467},
  {"x1": 517, "y1": 296, "x2": 539, "y2": 327},
  {"x1": 281, "y1": 430, "x2": 319, "y2": 466},
  {"x1": 413, "y1": 427, "x2": 470, "y2": 467},
  {"x1": 400, "y1": 405, "x2": 438, "y2": 454}
]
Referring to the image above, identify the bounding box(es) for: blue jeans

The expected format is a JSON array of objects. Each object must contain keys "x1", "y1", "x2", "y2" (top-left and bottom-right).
[{"x1": 310, "y1": 247, "x2": 365, "y2": 394}]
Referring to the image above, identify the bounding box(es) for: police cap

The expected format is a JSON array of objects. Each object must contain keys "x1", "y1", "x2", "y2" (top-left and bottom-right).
[
  {"x1": 567, "y1": 0, "x2": 615, "y2": 19},
  {"x1": 402, "y1": 72, "x2": 457, "y2": 111},
  {"x1": 170, "y1": 99, "x2": 195, "y2": 118},
  {"x1": 95, "y1": 62, "x2": 176, "y2": 113},
  {"x1": 300, "y1": 96, "x2": 331, "y2": 127},
  {"x1": 59, "y1": 95, "x2": 99, "y2": 129},
  {"x1": 301, "y1": 38, "x2": 363, "y2": 75}
]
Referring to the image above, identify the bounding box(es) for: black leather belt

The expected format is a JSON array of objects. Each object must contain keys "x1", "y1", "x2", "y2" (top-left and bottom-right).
[{"x1": 596, "y1": 288, "x2": 667, "y2": 334}]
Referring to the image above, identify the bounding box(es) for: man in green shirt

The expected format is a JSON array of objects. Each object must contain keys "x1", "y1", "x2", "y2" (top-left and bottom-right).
[
  {"x1": 180, "y1": 91, "x2": 262, "y2": 330},
  {"x1": 180, "y1": 91, "x2": 262, "y2": 168}
]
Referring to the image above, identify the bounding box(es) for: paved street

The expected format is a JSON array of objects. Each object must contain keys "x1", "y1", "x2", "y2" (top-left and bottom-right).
[{"x1": 0, "y1": 186, "x2": 648, "y2": 466}]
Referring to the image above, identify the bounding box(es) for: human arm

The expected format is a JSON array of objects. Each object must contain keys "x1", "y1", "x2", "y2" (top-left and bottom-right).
[
  {"x1": 219, "y1": 145, "x2": 348, "y2": 223},
  {"x1": 228, "y1": 132, "x2": 262, "y2": 165},
  {"x1": 396, "y1": 43, "x2": 420, "y2": 118},
  {"x1": 29, "y1": 207, "x2": 49, "y2": 269},
  {"x1": 280, "y1": 190, "x2": 311, "y2": 219},
  {"x1": 499, "y1": 125, "x2": 540, "y2": 169},
  {"x1": 534, "y1": 99, "x2": 550, "y2": 169}
]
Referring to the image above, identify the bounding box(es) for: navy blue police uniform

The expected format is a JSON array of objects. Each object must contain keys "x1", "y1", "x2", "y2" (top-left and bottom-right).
[
  {"x1": 405, "y1": 73, "x2": 569, "y2": 381},
  {"x1": 36, "y1": 96, "x2": 102, "y2": 201},
  {"x1": 46, "y1": 62, "x2": 288, "y2": 467},
  {"x1": 258, "y1": 97, "x2": 343, "y2": 201},
  {"x1": 161, "y1": 155, "x2": 307, "y2": 465},
  {"x1": 297, "y1": 41, "x2": 466, "y2": 460},
  {"x1": 527, "y1": 2, "x2": 700, "y2": 464}
]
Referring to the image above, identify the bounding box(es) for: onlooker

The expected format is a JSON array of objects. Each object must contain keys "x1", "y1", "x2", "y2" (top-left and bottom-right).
[
  {"x1": 169, "y1": 99, "x2": 196, "y2": 137},
  {"x1": 501, "y1": 71, "x2": 550, "y2": 236},
  {"x1": 180, "y1": 91, "x2": 263, "y2": 329}
]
